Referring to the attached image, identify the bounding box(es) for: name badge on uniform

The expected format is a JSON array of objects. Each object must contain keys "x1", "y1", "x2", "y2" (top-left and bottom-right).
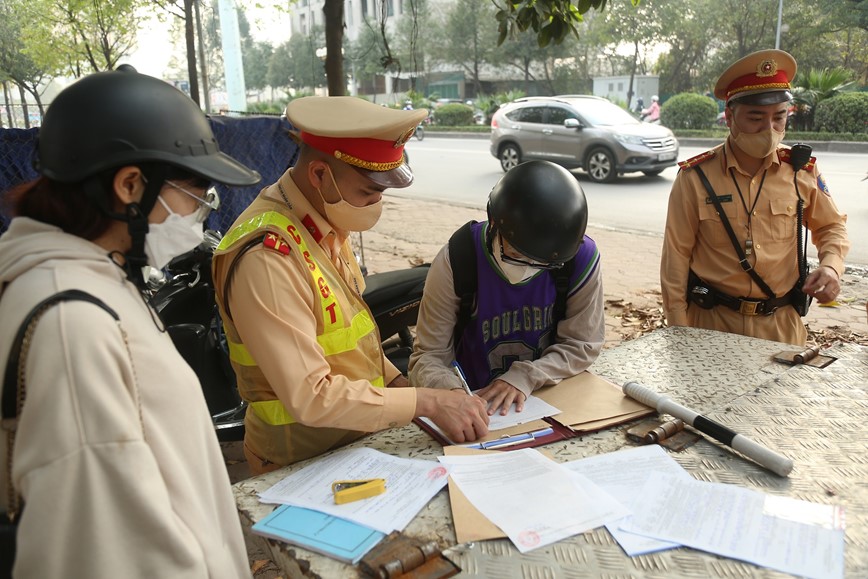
[{"x1": 706, "y1": 194, "x2": 733, "y2": 204}]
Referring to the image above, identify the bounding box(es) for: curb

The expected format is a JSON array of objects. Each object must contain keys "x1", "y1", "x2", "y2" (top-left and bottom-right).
[{"x1": 420, "y1": 132, "x2": 868, "y2": 154}]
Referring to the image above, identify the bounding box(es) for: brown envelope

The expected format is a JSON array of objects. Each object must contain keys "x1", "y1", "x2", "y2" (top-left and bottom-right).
[
  {"x1": 444, "y1": 446, "x2": 559, "y2": 543},
  {"x1": 535, "y1": 372, "x2": 652, "y2": 429},
  {"x1": 471, "y1": 372, "x2": 652, "y2": 443}
]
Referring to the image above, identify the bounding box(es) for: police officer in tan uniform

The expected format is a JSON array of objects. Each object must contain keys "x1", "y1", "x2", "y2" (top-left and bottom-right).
[
  {"x1": 661, "y1": 50, "x2": 849, "y2": 346},
  {"x1": 212, "y1": 97, "x2": 489, "y2": 474}
]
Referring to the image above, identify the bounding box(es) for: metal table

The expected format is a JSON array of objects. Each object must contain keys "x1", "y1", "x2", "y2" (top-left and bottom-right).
[{"x1": 233, "y1": 327, "x2": 868, "y2": 578}]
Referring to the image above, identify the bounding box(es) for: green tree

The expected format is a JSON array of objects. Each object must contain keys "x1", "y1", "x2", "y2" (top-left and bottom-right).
[
  {"x1": 494, "y1": 0, "x2": 639, "y2": 47},
  {"x1": 392, "y1": 0, "x2": 432, "y2": 92},
  {"x1": 791, "y1": 68, "x2": 858, "y2": 130},
  {"x1": 24, "y1": 0, "x2": 145, "y2": 76},
  {"x1": 0, "y1": 0, "x2": 53, "y2": 123},
  {"x1": 348, "y1": 24, "x2": 394, "y2": 96},
  {"x1": 431, "y1": 0, "x2": 499, "y2": 97},
  {"x1": 268, "y1": 27, "x2": 326, "y2": 94},
  {"x1": 244, "y1": 41, "x2": 273, "y2": 93},
  {"x1": 590, "y1": 0, "x2": 664, "y2": 108}
]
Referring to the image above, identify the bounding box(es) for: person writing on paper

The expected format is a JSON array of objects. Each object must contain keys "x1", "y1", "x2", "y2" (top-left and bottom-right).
[
  {"x1": 212, "y1": 97, "x2": 489, "y2": 475},
  {"x1": 0, "y1": 68, "x2": 260, "y2": 578},
  {"x1": 409, "y1": 161, "x2": 605, "y2": 415}
]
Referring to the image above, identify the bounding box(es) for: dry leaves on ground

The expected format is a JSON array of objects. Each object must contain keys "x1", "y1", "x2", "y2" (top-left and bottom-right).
[
  {"x1": 806, "y1": 325, "x2": 868, "y2": 347},
  {"x1": 605, "y1": 290, "x2": 667, "y2": 342}
]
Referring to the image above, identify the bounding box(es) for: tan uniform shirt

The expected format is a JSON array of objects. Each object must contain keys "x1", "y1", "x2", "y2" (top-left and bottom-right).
[
  {"x1": 661, "y1": 140, "x2": 849, "y2": 345},
  {"x1": 212, "y1": 171, "x2": 415, "y2": 471},
  {"x1": 408, "y1": 242, "x2": 605, "y2": 398}
]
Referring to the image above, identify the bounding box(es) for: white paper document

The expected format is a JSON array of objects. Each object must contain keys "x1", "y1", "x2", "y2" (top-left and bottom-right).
[
  {"x1": 419, "y1": 394, "x2": 560, "y2": 443},
  {"x1": 561, "y1": 445, "x2": 689, "y2": 556},
  {"x1": 258, "y1": 447, "x2": 449, "y2": 534},
  {"x1": 438, "y1": 449, "x2": 629, "y2": 553},
  {"x1": 621, "y1": 471, "x2": 845, "y2": 579}
]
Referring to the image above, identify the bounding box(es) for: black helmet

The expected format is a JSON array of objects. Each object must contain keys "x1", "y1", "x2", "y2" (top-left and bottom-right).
[
  {"x1": 36, "y1": 68, "x2": 260, "y2": 187},
  {"x1": 487, "y1": 160, "x2": 588, "y2": 265}
]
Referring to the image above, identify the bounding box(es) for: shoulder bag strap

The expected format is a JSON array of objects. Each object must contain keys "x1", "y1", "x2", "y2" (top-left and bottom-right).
[
  {"x1": 693, "y1": 166, "x2": 776, "y2": 299},
  {"x1": 3, "y1": 290, "x2": 118, "y2": 521}
]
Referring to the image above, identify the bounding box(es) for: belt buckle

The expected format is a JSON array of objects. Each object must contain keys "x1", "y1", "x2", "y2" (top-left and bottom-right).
[{"x1": 739, "y1": 300, "x2": 762, "y2": 316}]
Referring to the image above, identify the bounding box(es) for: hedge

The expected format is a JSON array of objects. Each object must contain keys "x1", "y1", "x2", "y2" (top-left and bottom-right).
[
  {"x1": 659, "y1": 93, "x2": 718, "y2": 130},
  {"x1": 814, "y1": 93, "x2": 868, "y2": 134}
]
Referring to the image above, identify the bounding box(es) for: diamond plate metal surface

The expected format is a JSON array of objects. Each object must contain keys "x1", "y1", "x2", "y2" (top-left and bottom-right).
[{"x1": 233, "y1": 327, "x2": 867, "y2": 578}]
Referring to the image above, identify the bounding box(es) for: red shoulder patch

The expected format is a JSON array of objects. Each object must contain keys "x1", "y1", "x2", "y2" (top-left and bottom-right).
[
  {"x1": 678, "y1": 149, "x2": 716, "y2": 170},
  {"x1": 777, "y1": 148, "x2": 816, "y2": 172},
  {"x1": 302, "y1": 214, "x2": 323, "y2": 243},
  {"x1": 262, "y1": 232, "x2": 291, "y2": 255}
]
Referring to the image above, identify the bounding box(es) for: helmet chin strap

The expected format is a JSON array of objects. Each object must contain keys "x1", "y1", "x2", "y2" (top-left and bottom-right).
[
  {"x1": 82, "y1": 165, "x2": 167, "y2": 289},
  {"x1": 121, "y1": 165, "x2": 167, "y2": 289},
  {"x1": 123, "y1": 202, "x2": 150, "y2": 288}
]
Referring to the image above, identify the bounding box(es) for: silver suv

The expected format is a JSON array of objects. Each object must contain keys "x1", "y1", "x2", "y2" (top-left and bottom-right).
[{"x1": 490, "y1": 95, "x2": 679, "y2": 183}]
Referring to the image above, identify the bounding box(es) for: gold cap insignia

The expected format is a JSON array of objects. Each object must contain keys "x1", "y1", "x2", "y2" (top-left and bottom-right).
[
  {"x1": 756, "y1": 59, "x2": 779, "y2": 78},
  {"x1": 394, "y1": 126, "x2": 416, "y2": 148}
]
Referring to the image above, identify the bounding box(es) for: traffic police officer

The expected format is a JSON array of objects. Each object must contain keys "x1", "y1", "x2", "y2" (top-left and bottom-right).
[
  {"x1": 212, "y1": 97, "x2": 489, "y2": 474},
  {"x1": 660, "y1": 49, "x2": 850, "y2": 345}
]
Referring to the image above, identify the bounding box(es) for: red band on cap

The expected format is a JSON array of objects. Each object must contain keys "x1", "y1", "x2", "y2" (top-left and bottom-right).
[
  {"x1": 300, "y1": 131, "x2": 404, "y2": 171},
  {"x1": 726, "y1": 70, "x2": 791, "y2": 100}
]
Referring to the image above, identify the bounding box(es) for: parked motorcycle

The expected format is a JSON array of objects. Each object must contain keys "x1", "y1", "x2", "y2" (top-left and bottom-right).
[{"x1": 149, "y1": 231, "x2": 428, "y2": 442}]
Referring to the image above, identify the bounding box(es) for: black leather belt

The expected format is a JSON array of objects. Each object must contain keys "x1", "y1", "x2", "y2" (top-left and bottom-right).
[{"x1": 688, "y1": 273, "x2": 792, "y2": 316}]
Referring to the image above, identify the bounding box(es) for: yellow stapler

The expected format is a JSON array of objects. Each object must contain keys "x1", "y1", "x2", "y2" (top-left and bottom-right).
[{"x1": 331, "y1": 478, "x2": 386, "y2": 504}]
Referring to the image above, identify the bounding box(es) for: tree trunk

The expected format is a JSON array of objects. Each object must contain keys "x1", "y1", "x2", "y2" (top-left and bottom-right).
[
  {"x1": 2, "y1": 82, "x2": 13, "y2": 128},
  {"x1": 184, "y1": 0, "x2": 201, "y2": 106},
  {"x1": 194, "y1": 0, "x2": 210, "y2": 113},
  {"x1": 323, "y1": 0, "x2": 345, "y2": 95},
  {"x1": 18, "y1": 84, "x2": 29, "y2": 129},
  {"x1": 627, "y1": 40, "x2": 639, "y2": 109}
]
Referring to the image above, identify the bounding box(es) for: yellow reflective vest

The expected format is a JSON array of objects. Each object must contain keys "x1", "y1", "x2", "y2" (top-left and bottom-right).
[{"x1": 213, "y1": 196, "x2": 384, "y2": 465}]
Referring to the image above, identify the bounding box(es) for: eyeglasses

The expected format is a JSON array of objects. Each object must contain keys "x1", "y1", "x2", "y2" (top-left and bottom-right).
[
  {"x1": 165, "y1": 180, "x2": 220, "y2": 223},
  {"x1": 498, "y1": 232, "x2": 564, "y2": 270}
]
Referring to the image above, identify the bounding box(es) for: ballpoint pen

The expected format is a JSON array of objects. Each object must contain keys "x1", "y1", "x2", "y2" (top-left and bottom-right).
[
  {"x1": 464, "y1": 427, "x2": 555, "y2": 450},
  {"x1": 451, "y1": 361, "x2": 475, "y2": 396}
]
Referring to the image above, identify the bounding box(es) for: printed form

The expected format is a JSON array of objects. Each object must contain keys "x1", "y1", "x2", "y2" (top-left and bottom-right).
[
  {"x1": 621, "y1": 471, "x2": 845, "y2": 579},
  {"x1": 561, "y1": 444, "x2": 690, "y2": 556},
  {"x1": 258, "y1": 447, "x2": 449, "y2": 534},
  {"x1": 438, "y1": 448, "x2": 629, "y2": 553}
]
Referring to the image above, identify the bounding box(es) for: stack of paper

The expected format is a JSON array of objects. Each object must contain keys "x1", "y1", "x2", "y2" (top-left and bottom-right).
[
  {"x1": 258, "y1": 447, "x2": 449, "y2": 534},
  {"x1": 445, "y1": 445, "x2": 845, "y2": 579},
  {"x1": 438, "y1": 448, "x2": 630, "y2": 553}
]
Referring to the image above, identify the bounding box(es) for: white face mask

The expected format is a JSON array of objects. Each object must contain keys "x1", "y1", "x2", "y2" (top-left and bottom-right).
[
  {"x1": 144, "y1": 195, "x2": 205, "y2": 269},
  {"x1": 492, "y1": 235, "x2": 538, "y2": 285},
  {"x1": 316, "y1": 165, "x2": 383, "y2": 232}
]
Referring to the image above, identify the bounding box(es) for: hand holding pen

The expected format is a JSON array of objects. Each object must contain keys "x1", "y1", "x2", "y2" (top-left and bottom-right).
[
  {"x1": 451, "y1": 361, "x2": 475, "y2": 396},
  {"x1": 452, "y1": 361, "x2": 525, "y2": 416}
]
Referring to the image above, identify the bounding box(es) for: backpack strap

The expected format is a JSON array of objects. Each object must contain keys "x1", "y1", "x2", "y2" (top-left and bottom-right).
[
  {"x1": 448, "y1": 221, "x2": 478, "y2": 348},
  {"x1": 448, "y1": 220, "x2": 577, "y2": 345},
  {"x1": 550, "y1": 258, "x2": 575, "y2": 333}
]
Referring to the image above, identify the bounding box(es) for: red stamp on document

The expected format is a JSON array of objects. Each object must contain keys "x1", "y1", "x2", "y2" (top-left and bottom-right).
[
  {"x1": 427, "y1": 466, "x2": 447, "y2": 480},
  {"x1": 518, "y1": 530, "x2": 540, "y2": 547}
]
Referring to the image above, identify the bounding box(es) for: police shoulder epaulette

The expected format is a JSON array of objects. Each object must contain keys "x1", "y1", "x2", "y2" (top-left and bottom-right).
[
  {"x1": 777, "y1": 148, "x2": 817, "y2": 172},
  {"x1": 262, "y1": 231, "x2": 291, "y2": 255},
  {"x1": 678, "y1": 149, "x2": 716, "y2": 170}
]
